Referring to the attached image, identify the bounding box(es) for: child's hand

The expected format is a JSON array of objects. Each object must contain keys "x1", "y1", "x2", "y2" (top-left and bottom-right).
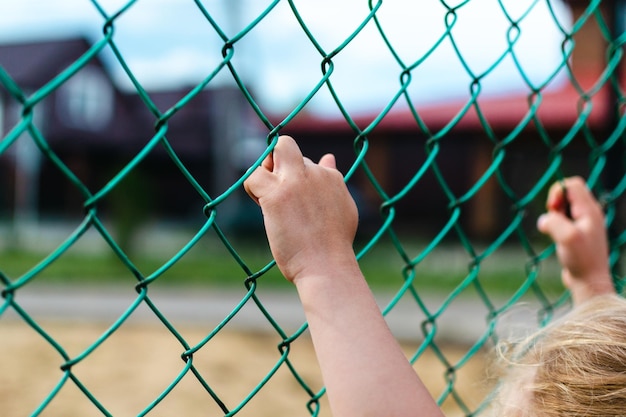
[
  {"x1": 244, "y1": 136, "x2": 358, "y2": 284},
  {"x1": 537, "y1": 176, "x2": 614, "y2": 304}
]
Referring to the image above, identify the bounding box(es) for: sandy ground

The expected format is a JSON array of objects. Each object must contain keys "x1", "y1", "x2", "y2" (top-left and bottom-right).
[{"x1": 0, "y1": 321, "x2": 492, "y2": 417}]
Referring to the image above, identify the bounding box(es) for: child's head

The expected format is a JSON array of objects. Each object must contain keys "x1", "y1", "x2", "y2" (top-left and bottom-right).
[{"x1": 490, "y1": 294, "x2": 626, "y2": 416}]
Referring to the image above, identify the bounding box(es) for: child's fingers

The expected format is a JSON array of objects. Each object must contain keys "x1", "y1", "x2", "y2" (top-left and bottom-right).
[
  {"x1": 546, "y1": 176, "x2": 600, "y2": 220},
  {"x1": 271, "y1": 135, "x2": 304, "y2": 175},
  {"x1": 537, "y1": 211, "x2": 575, "y2": 244},
  {"x1": 244, "y1": 166, "x2": 274, "y2": 205},
  {"x1": 559, "y1": 177, "x2": 602, "y2": 220},
  {"x1": 260, "y1": 149, "x2": 274, "y2": 172},
  {"x1": 244, "y1": 135, "x2": 307, "y2": 205},
  {"x1": 318, "y1": 153, "x2": 337, "y2": 169},
  {"x1": 546, "y1": 178, "x2": 572, "y2": 213}
]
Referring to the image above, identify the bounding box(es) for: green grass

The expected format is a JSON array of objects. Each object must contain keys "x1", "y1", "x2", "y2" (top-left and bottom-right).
[
  {"x1": 0, "y1": 236, "x2": 566, "y2": 299},
  {"x1": 0, "y1": 241, "x2": 282, "y2": 288}
]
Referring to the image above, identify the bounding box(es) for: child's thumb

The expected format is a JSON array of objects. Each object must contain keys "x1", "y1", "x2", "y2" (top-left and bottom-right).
[{"x1": 537, "y1": 212, "x2": 574, "y2": 243}]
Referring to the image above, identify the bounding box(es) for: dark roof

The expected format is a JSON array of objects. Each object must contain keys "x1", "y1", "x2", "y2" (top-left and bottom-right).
[{"x1": 0, "y1": 37, "x2": 96, "y2": 90}]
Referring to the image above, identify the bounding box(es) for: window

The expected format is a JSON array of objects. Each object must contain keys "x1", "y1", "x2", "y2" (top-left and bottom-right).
[{"x1": 57, "y1": 66, "x2": 114, "y2": 131}]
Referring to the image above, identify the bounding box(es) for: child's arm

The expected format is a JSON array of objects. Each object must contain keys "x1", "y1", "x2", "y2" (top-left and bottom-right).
[
  {"x1": 537, "y1": 176, "x2": 615, "y2": 305},
  {"x1": 244, "y1": 136, "x2": 444, "y2": 417}
]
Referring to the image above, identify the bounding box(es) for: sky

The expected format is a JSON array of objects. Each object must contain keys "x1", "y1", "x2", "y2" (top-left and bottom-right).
[{"x1": 0, "y1": 0, "x2": 572, "y2": 117}]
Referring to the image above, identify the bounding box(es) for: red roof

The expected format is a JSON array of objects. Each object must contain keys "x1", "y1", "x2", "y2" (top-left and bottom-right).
[{"x1": 280, "y1": 72, "x2": 617, "y2": 135}]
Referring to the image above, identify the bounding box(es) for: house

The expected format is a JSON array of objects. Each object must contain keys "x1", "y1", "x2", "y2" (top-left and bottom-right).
[{"x1": 0, "y1": 37, "x2": 256, "y2": 228}]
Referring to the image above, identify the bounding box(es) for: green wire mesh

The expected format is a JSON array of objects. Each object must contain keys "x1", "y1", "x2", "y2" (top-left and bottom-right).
[{"x1": 1, "y1": 0, "x2": 625, "y2": 416}]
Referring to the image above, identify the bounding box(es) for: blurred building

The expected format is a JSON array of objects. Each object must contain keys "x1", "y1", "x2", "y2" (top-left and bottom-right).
[
  {"x1": 0, "y1": 37, "x2": 259, "y2": 229},
  {"x1": 0, "y1": 0, "x2": 623, "y2": 241},
  {"x1": 280, "y1": 0, "x2": 624, "y2": 240}
]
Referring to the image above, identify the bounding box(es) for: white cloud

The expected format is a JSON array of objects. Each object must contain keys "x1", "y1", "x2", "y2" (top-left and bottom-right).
[{"x1": 118, "y1": 47, "x2": 231, "y2": 90}]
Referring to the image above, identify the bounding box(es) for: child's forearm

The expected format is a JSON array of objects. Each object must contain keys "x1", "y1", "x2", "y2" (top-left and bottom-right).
[
  {"x1": 294, "y1": 256, "x2": 444, "y2": 417},
  {"x1": 243, "y1": 137, "x2": 443, "y2": 416}
]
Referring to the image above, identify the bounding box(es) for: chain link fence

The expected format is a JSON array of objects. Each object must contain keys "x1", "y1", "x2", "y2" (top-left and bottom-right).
[{"x1": 0, "y1": 0, "x2": 625, "y2": 416}]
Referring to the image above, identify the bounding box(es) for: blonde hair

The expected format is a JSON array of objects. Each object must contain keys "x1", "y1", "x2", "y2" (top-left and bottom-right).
[{"x1": 489, "y1": 294, "x2": 626, "y2": 417}]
